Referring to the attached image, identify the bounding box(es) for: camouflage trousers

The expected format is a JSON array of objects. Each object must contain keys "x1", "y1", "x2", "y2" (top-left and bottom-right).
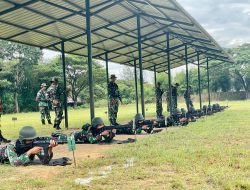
[
  {"x1": 108, "y1": 98, "x2": 119, "y2": 120},
  {"x1": 54, "y1": 106, "x2": 63, "y2": 125},
  {"x1": 172, "y1": 96, "x2": 178, "y2": 109},
  {"x1": 39, "y1": 106, "x2": 51, "y2": 121},
  {"x1": 156, "y1": 100, "x2": 163, "y2": 117},
  {"x1": 185, "y1": 99, "x2": 194, "y2": 110}
]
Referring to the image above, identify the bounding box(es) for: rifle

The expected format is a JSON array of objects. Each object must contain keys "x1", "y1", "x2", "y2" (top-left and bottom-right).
[
  {"x1": 98, "y1": 120, "x2": 134, "y2": 135},
  {"x1": 15, "y1": 136, "x2": 82, "y2": 165}
]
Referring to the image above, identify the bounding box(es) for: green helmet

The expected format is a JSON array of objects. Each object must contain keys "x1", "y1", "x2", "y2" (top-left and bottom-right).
[
  {"x1": 174, "y1": 108, "x2": 181, "y2": 115},
  {"x1": 181, "y1": 108, "x2": 187, "y2": 114},
  {"x1": 92, "y1": 117, "x2": 104, "y2": 127},
  {"x1": 19, "y1": 126, "x2": 37, "y2": 140},
  {"x1": 135, "y1": 113, "x2": 144, "y2": 123}
]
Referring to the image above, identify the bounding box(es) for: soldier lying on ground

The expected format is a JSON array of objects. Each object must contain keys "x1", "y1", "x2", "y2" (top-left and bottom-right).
[
  {"x1": 134, "y1": 113, "x2": 154, "y2": 134},
  {"x1": 0, "y1": 126, "x2": 57, "y2": 166},
  {"x1": 73, "y1": 117, "x2": 116, "y2": 144}
]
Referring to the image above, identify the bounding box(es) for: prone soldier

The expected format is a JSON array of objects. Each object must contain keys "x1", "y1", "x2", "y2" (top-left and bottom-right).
[
  {"x1": 36, "y1": 83, "x2": 52, "y2": 125},
  {"x1": 73, "y1": 117, "x2": 116, "y2": 144},
  {"x1": 0, "y1": 126, "x2": 57, "y2": 166},
  {"x1": 134, "y1": 113, "x2": 154, "y2": 134}
]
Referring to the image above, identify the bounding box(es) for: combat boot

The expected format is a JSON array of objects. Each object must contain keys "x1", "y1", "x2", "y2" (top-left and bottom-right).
[
  {"x1": 55, "y1": 124, "x2": 61, "y2": 130},
  {"x1": 113, "y1": 119, "x2": 119, "y2": 126},
  {"x1": 48, "y1": 120, "x2": 52, "y2": 124},
  {"x1": 42, "y1": 119, "x2": 45, "y2": 125},
  {"x1": 109, "y1": 119, "x2": 115, "y2": 125}
]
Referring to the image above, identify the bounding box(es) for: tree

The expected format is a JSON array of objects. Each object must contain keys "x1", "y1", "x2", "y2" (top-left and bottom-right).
[
  {"x1": 227, "y1": 44, "x2": 250, "y2": 93},
  {"x1": 0, "y1": 40, "x2": 42, "y2": 113}
]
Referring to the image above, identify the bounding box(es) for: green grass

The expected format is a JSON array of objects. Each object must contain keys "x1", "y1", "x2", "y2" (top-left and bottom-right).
[{"x1": 0, "y1": 100, "x2": 249, "y2": 190}]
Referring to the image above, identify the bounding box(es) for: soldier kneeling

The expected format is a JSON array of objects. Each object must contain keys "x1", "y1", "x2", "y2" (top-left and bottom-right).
[
  {"x1": 134, "y1": 114, "x2": 154, "y2": 134},
  {"x1": 74, "y1": 117, "x2": 116, "y2": 144}
]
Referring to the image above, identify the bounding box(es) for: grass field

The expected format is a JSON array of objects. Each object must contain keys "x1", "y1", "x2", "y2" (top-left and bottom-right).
[{"x1": 0, "y1": 101, "x2": 249, "y2": 190}]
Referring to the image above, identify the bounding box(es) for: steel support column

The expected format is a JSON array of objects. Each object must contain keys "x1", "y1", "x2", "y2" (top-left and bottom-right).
[
  {"x1": 166, "y1": 33, "x2": 172, "y2": 115},
  {"x1": 137, "y1": 14, "x2": 145, "y2": 117},
  {"x1": 154, "y1": 66, "x2": 157, "y2": 88},
  {"x1": 197, "y1": 53, "x2": 202, "y2": 110},
  {"x1": 206, "y1": 58, "x2": 211, "y2": 106},
  {"x1": 86, "y1": 0, "x2": 95, "y2": 120},
  {"x1": 185, "y1": 45, "x2": 190, "y2": 111},
  {"x1": 105, "y1": 52, "x2": 109, "y2": 116},
  {"x1": 61, "y1": 41, "x2": 68, "y2": 129},
  {"x1": 134, "y1": 59, "x2": 139, "y2": 114}
]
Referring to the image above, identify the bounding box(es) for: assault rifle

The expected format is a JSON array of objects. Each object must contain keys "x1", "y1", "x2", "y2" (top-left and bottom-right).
[
  {"x1": 15, "y1": 136, "x2": 82, "y2": 165},
  {"x1": 98, "y1": 120, "x2": 134, "y2": 135}
]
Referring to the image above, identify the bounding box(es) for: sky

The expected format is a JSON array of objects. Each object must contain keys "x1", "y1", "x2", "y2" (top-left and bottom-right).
[{"x1": 43, "y1": 0, "x2": 250, "y2": 81}]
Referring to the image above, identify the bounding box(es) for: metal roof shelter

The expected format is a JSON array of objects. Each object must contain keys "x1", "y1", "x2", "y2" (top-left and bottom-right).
[{"x1": 0, "y1": 0, "x2": 235, "y2": 126}]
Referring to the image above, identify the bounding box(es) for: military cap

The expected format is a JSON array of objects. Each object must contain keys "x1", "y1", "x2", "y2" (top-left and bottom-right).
[
  {"x1": 41, "y1": 83, "x2": 47, "y2": 87},
  {"x1": 110, "y1": 74, "x2": 117, "y2": 79}
]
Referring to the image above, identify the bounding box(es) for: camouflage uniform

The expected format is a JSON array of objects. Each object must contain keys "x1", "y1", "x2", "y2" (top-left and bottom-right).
[
  {"x1": 47, "y1": 82, "x2": 64, "y2": 128},
  {"x1": 36, "y1": 86, "x2": 51, "y2": 124},
  {"x1": 0, "y1": 141, "x2": 52, "y2": 166},
  {"x1": 184, "y1": 88, "x2": 194, "y2": 110},
  {"x1": 156, "y1": 84, "x2": 164, "y2": 117},
  {"x1": 108, "y1": 80, "x2": 122, "y2": 125},
  {"x1": 172, "y1": 85, "x2": 178, "y2": 109}
]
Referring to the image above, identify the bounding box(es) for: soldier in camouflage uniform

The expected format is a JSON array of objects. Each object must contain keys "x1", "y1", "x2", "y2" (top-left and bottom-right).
[
  {"x1": 36, "y1": 83, "x2": 52, "y2": 125},
  {"x1": 156, "y1": 82, "x2": 164, "y2": 118},
  {"x1": 0, "y1": 126, "x2": 57, "y2": 166},
  {"x1": 184, "y1": 86, "x2": 194, "y2": 111},
  {"x1": 172, "y1": 83, "x2": 179, "y2": 109},
  {"x1": 47, "y1": 78, "x2": 64, "y2": 130},
  {"x1": 108, "y1": 74, "x2": 122, "y2": 125},
  {"x1": 73, "y1": 117, "x2": 116, "y2": 144}
]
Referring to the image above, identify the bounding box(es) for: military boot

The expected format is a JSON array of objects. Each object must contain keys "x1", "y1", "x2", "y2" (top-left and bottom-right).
[
  {"x1": 109, "y1": 119, "x2": 115, "y2": 125},
  {"x1": 42, "y1": 119, "x2": 45, "y2": 125},
  {"x1": 113, "y1": 119, "x2": 119, "y2": 126},
  {"x1": 55, "y1": 124, "x2": 61, "y2": 130},
  {"x1": 48, "y1": 120, "x2": 52, "y2": 124}
]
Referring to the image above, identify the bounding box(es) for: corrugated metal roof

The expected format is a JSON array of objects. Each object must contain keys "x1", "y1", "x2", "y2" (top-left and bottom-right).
[{"x1": 0, "y1": 0, "x2": 234, "y2": 72}]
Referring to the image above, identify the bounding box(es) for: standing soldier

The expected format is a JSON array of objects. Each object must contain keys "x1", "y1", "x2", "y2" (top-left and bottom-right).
[
  {"x1": 184, "y1": 86, "x2": 194, "y2": 111},
  {"x1": 47, "y1": 78, "x2": 64, "y2": 130},
  {"x1": 36, "y1": 83, "x2": 52, "y2": 125},
  {"x1": 166, "y1": 90, "x2": 170, "y2": 112},
  {"x1": 172, "y1": 83, "x2": 179, "y2": 109},
  {"x1": 108, "y1": 74, "x2": 122, "y2": 125},
  {"x1": 156, "y1": 82, "x2": 164, "y2": 118}
]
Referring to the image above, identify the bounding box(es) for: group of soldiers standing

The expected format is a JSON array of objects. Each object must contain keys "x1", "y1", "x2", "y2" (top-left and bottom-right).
[
  {"x1": 36, "y1": 78, "x2": 64, "y2": 130},
  {"x1": 156, "y1": 82, "x2": 194, "y2": 117}
]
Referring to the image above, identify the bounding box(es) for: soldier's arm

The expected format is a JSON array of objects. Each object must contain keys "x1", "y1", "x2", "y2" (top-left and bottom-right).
[
  {"x1": 6, "y1": 143, "x2": 31, "y2": 166},
  {"x1": 36, "y1": 92, "x2": 41, "y2": 102}
]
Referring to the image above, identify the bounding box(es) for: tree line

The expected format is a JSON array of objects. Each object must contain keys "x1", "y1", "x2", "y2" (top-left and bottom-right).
[{"x1": 0, "y1": 40, "x2": 249, "y2": 113}]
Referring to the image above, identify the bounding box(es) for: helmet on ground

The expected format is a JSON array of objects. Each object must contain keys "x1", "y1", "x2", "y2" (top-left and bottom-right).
[
  {"x1": 41, "y1": 83, "x2": 47, "y2": 88},
  {"x1": 19, "y1": 126, "x2": 37, "y2": 140},
  {"x1": 92, "y1": 117, "x2": 104, "y2": 127},
  {"x1": 135, "y1": 113, "x2": 144, "y2": 123},
  {"x1": 50, "y1": 77, "x2": 58, "y2": 82}
]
